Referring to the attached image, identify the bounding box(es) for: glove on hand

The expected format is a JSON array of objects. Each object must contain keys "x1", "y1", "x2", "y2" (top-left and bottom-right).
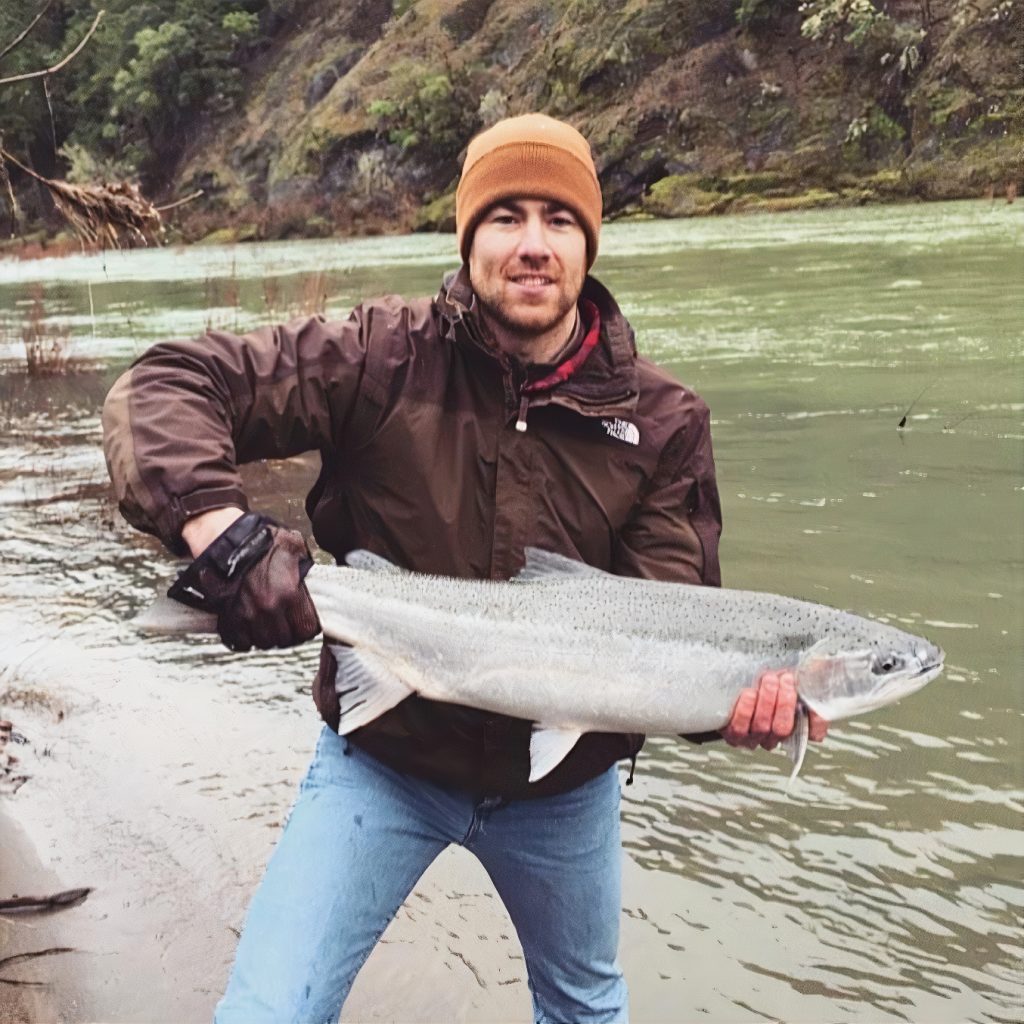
[{"x1": 169, "y1": 512, "x2": 320, "y2": 652}]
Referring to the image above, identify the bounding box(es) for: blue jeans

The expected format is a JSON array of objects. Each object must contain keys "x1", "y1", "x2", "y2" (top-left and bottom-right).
[{"x1": 215, "y1": 727, "x2": 628, "y2": 1024}]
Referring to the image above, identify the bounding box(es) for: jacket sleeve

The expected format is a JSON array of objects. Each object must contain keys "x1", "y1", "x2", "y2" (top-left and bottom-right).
[
  {"x1": 102, "y1": 309, "x2": 378, "y2": 554},
  {"x1": 612, "y1": 399, "x2": 722, "y2": 588}
]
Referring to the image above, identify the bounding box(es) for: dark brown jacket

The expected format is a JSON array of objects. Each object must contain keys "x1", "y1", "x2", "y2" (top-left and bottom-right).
[{"x1": 103, "y1": 267, "x2": 722, "y2": 798}]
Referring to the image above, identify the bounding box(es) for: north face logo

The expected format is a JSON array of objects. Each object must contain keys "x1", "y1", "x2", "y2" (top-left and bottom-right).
[{"x1": 601, "y1": 419, "x2": 640, "y2": 446}]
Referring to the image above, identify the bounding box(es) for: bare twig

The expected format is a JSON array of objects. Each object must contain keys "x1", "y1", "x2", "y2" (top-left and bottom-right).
[
  {"x1": 155, "y1": 189, "x2": 204, "y2": 213},
  {"x1": 43, "y1": 75, "x2": 57, "y2": 153},
  {"x1": 0, "y1": 140, "x2": 18, "y2": 228},
  {"x1": 0, "y1": 0, "x2": 54, "y2": 64},
  {"x1": 0, "y1": 9, "x2": 104, "y2": 86}
]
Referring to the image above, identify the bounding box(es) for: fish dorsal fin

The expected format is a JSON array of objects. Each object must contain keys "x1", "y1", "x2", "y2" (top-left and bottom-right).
[
  {"x1": 345, "y1": 549, "x2": 403, "y2": 573},
  {"x1": 515, "y1": 549, "x2": 613, "y2": 583},
  {"x1": 528, "y1": 725, "x2": 584, "y2": 782},
  {"x1": 330, "y1": 644, "x2": 414, "y2": 734}
]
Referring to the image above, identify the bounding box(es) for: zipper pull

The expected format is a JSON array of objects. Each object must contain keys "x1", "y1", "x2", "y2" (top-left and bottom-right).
[{"x1": 515, "y1": 393, "x2": 530, "y2": 432}]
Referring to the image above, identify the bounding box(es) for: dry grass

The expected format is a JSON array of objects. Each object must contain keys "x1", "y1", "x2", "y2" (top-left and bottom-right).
[
  {"x1": 262, "y1": 270, "x2": 328, "y2": 321},
  {"x1": 1, "y1": 286, "x2": 76, "y2": 376}
]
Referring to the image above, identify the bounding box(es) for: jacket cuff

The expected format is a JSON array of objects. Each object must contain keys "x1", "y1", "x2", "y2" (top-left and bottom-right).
[{"x1": 156, "y1": 487, "x2": 250, "y2": 556}]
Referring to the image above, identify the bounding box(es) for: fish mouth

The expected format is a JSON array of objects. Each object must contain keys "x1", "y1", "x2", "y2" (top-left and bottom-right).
[{"x1": 914, "y1": 658, "x2": 944, "y2": 683}]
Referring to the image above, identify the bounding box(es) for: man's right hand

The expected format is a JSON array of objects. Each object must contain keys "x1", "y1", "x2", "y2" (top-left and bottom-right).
[{"x1": 175, "y1": 508, "x2": 320, "y2": 652}]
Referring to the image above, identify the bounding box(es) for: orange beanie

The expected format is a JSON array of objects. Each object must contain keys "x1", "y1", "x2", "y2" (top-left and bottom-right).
[{"x1": 456, "y1": 113, "x2": 603, "y2": 268}]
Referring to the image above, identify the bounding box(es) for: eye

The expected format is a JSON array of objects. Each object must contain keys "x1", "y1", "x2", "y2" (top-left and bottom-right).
[
  {"x1": 873, "y1": 652, "x2": 900, "y2": 674},
  {"x1": 550, "y1": 213, "x2": 577, "y2": 228}
]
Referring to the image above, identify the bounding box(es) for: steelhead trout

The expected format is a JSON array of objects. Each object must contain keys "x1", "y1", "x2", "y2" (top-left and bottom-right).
[{"x1": 137, "y1": 549, "x2": 944, "y2": 782}]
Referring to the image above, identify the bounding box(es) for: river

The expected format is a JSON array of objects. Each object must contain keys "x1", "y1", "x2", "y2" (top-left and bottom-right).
[{"x1": 0, "y1": 199, "x2": 1020, "y2": 1022}]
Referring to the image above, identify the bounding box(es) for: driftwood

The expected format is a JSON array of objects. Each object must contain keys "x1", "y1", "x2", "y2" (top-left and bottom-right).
[
  {"x1": 0, "y1": 888, "x2": 91, "y2": 915},
  {"x1": 0, "y1": 946, "x2": 75, "y2": 987},
  {"x1": 0, "y1": 146, "x2": 163, "y2": 247}
]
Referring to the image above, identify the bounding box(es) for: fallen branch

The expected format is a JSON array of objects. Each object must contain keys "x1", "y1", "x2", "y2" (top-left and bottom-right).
[
  {"x1": 0, "y1": 888, "x2": 91, "y2": 915},
  {"x1": 0, "y1": 945, "x2": 75, "y2": 986},
  {"x1": 156, "y1": 189, "x2": 204, "y2": 213},
  {"x1": 0, "y1": 9, "x2": 104, "y2": 86},
  {"x1": 0, "y1": 145, "x2": 163, "y2": 247}
]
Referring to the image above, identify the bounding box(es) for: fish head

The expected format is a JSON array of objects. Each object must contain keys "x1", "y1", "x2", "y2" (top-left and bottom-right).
[{"x1": 796, "y1": 631, "x2": 945, "y2": 722}]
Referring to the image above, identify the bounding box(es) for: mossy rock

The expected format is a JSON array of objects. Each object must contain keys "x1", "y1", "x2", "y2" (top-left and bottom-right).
[
  {"x1": 235, "y1": 223, "x2": 261, "y2": 243},
  {"x1": 860, "y1": 169, "x2": 908, "y2": 197},
  {"x1": 732, "y1": 189, "x2": 841, "y2": 214},
  {"x1": 721, "y1": 171, "x2": 793, "y2": 196},
  {"x1": 414, "y1": 191, "x2": 457, "y2": 232},
  {"x1": 304, "y1": 215, "x2": 334, "y2": 238},
  {"x1": 197, "y1": 227, "x2": 239, "y2": 246},
  {"x1": 643, "y1": 175, "x2": 733, "y2": 217}
]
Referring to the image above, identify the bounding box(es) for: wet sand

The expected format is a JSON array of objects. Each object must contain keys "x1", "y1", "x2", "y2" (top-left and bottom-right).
[{"x1": 0, "y1": 811, "x2": 71, "y2": 1024}]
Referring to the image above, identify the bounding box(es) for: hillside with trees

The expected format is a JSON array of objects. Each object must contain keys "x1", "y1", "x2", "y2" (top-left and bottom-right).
[{"x1": 1, "y1": 0, "x2": 1020, "y2": 244}]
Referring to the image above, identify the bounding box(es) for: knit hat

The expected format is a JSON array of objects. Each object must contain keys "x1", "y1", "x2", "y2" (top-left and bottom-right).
[{"x1": 456, "y1": 113, "x2": 602, "y2": 268}]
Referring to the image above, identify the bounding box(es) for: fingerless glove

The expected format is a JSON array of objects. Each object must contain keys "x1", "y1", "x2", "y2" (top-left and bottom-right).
[{"x1": 169, "y1": 512, "x2": 320, "y2": 652}]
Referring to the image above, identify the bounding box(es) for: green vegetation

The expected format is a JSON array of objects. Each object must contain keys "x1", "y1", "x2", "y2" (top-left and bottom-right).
[{"x1": 1, "y1": 1, "x2": 279, "y2": 192}]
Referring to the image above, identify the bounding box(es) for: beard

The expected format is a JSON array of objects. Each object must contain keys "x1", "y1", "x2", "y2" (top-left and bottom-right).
[{"x1": 475, "y1": 284, "x2": 578, "y2": 341}]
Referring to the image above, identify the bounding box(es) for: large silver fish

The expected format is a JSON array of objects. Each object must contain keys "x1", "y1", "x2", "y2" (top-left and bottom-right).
[{"x1": 138, "y1": 549, "x2": 944, "y2": 783}]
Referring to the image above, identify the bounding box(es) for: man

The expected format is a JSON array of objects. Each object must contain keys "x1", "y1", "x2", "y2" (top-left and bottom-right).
[{"x1": 103, "y1": 113, "x2": 826, "y2": 1023}]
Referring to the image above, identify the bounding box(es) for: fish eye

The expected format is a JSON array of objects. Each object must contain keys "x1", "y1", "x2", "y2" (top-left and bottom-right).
[{"x1": 873, "y1": 652, "x2": 900, "y2": 674}]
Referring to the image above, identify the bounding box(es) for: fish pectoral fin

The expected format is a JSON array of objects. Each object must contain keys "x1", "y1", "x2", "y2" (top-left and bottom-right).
[
  {"x1": 516, "y1": 549, "x2": 614, "y2": 583},
  {"x1": 330, "y1": 644, "x2": 414, "y2": 734},
  {"x1": 344, "y1": 550, "x2": 404, "y2": 573},
  {"x1": 782, "y1": 703, "x2": 810, "y2": 790},
  {"x1": 528, "y1": 725, "x2": 584, "y2": 782}
]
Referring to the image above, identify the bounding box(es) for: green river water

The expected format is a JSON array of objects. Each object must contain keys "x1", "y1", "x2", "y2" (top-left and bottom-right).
[{"x1": 0, "y1": 199, "x2": 1020, "y2": 1022}]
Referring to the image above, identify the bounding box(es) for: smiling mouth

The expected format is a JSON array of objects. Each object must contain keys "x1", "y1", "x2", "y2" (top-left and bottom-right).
[{"x1": 509, "y1": 275, "x2": 555, "y2": 287}]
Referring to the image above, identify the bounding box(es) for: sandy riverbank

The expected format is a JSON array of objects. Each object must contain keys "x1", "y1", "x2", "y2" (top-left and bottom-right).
[{"x1": 0, "y1": 810, "x2": 64, "y2": 1023}]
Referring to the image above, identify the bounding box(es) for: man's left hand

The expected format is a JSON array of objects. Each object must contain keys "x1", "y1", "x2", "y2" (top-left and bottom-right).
[{"x1": 722, "y1": 670, "x2": 829, "y2": 751}]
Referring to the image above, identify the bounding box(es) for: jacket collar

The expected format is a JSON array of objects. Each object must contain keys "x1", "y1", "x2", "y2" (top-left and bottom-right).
[{"x1": 437, "y1": 265, "x2": 639, "y2": 418}]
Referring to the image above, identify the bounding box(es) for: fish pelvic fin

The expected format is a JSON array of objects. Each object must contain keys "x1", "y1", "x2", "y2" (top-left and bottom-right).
[
  {"x1": 516, "y1": 549, "x2": 614, "y2": 582},
  {"x1": 528, "y1": 725, "x2": 584, "y2": 782},
  {"x1": 344, "y1": 550, "x2": 404, "y2": 573},
  {"x1": 330, "y1": 644, "x2": 414, "y2": 734},
  {"x1": 783, "y1": 703, "x2": 810, "y2": 790}
]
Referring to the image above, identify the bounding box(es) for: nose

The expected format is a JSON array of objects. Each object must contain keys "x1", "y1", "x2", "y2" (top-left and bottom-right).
[{"x1": 515, "y1": 212, "x2": 552, "y2": 261}]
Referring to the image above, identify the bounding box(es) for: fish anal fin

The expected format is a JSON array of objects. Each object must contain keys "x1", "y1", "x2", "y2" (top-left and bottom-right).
[
  {"x1": 331, "y1": 644, "x2": 413, "y2": 734},
  {"x1": 783, "y1": 703, "x2": 810, "y2": 791},
  {"x1": 516, "y1": 549, "x2": 612, "y2": 583},
  {"x1": 528, "y1": 725, "x2": 584, "y2": 782}
]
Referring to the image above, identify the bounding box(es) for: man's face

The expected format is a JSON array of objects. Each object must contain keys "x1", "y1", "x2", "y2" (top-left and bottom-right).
[{"x1": 468, "y1": 198, "x2": 587, "y2": 342}]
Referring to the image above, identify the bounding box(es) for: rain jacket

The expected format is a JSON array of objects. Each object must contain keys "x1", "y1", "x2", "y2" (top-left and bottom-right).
[{"x1": 103, "y1": 267, "x2": 722, "y2": 798}]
